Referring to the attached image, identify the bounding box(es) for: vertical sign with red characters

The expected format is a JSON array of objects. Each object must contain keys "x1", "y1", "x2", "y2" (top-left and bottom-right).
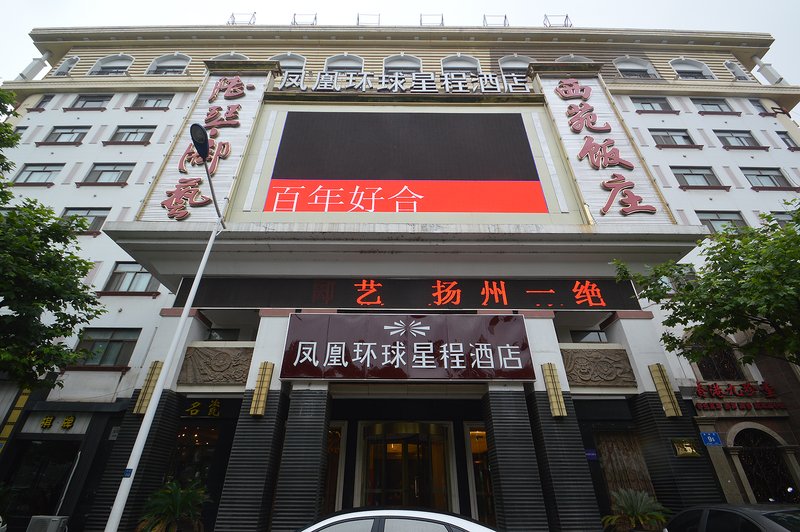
[
  {"x1": 540, "y1": 77, "x2": 672, "y2": 225},
  {"x1": 141, "y1": 68, "x2": 270, "y2": 222}
]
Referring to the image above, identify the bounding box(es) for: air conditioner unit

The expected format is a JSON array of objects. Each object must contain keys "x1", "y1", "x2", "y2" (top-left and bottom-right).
[{"x1": 26, "y1": 516, "x2": 68, "y2": 532}]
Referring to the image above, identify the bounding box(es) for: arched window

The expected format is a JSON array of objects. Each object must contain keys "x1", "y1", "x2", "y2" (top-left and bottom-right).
[
  {"x1": 269, "y1": 53, "x2": 306, "y2": 73},
  {"x1": 696, "y1": 347, "x2": 744, "y2": 381},
  {"x1": 725, "y1": 60, "x2": 751, "y2": 81},
  {"x1": 89, "y1": 54, "x2": 133, "y2": 76},
  {"x1": 670, "y1": 58, "x2": 715, "y2": 80},
  {"x1": 441, "y1": 54, "x2": 480, "y2": 74},
  {"x1": 52, "y1": 56, "x2": 79, "y2": 77},
  {"x1": 613, "y1": 56, "x2": 659, "y2": 79},
  {"x1": 734, "y1": 429, "x2": 798, "y2": 503},
  {"x1": 555, "y1": 54, "x2": 593, "y2": 63},
  {"x1": 211, "y1": 52, "x2": 249, "y2": 61},
  {"x1": 325, "y1": 54, "x2": 364, "y2": 73},
  {"x1": 146, "y1": 53, "x2": 190, "y2": 75},
  {"x1": 383, "y1": 54, "x2": 422, "y2": 75},
  {"x1": 499, "y1": 54, "x2": 535, "y2": 75}
]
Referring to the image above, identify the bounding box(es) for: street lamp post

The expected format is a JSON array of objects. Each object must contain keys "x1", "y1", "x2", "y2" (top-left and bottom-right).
[{"x1": 105, "y1": 125, "x2": 224, "y2": 530}]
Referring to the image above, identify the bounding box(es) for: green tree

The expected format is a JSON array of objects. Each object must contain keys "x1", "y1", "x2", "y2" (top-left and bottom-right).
[
  {"x1": 0, "y1": 88, "x2": 104, "y2": 389},
  {"x1": 615, "y1": 206, "x2": 800, "y2": 366}
]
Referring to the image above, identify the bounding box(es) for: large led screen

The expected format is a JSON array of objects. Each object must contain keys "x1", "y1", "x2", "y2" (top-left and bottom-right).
[{"x1": 265, "y1": 112, "x2": 548, "y2": 213}]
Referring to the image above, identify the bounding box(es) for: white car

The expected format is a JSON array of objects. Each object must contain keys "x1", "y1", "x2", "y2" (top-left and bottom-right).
[{"x1": 296, "y1": 509, "x2": 497, "y2": 532}]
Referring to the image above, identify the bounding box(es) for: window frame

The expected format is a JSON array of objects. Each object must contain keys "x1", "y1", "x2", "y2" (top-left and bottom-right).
[
  {"x1": 78, "y1": 163, "x2": 135, "y2": 186},
  {"x1": 325, "y1": 53, "x2": 365, "y2": 73},
  {"x1": 65, "y1": 94, "x2": 112, "y2": 111},
  {"x1": 99, "y1": 262, "x2": 160, "y2": 295},
  {"x1": 691, "y1": 98, "x2": 738, "y2": 115},
  {"x1": 62, "y1": 207, "x2": 112, "y2": 234},
  {"x1": 671, "y1": 166, "x2": 726, "y2": 189},
  {"x1": 52, "y1": 56, "x2": 79, "y2": 77},
  {"x1": 740, "y1": 167, "x2": 795, "y2": 190},
  {"x1": 650, "y1": 129, "x2": 701, "y2": 148},
  {"x1": 104, "y1": 126, "x2": 156, "y2": 145},
  {"x1": 441, "y1": 54, "x2": 481, "y2": 74},
  {"x1": 88, "y1": 55, "x2": 134, "y2": 76},
  {"x1": 613, "y1": 57, "x2": 659, "y2": 79},
  {"x1": 127, "y1": 93, "x2": 174, "y2": 111},
  {"x1": 715, "y1": 130, "x2": 767, "y2": 150},
  {"x1": 630, "y1": 96, "x2": 676, "y2": 114},
  {"x1": 28, "y1": 94, "x2": 54, "y2": 112},
  {"x1": 696, "y1": 211, "x2": 748, "y2": 234},
  {"x1": 37, "y1": 126, "x2": 91, "y2": 146},
  {"x1": 75, "y1": 328, "x2": 140, "y2": 367},
  {"x1": 13, "y1": 163, "x2": 65, "y2": 186},
  {"x1": 777, "y1": 131, "x2": 799, "y2": 150}
]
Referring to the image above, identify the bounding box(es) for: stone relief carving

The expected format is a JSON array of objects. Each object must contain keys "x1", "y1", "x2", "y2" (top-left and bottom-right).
[
  {"x1": 561, "y1": 348, "x2": 637, "y2": 387},
  {"x1": 178, "y1": 346, "x2": 253, "y2": 384}
]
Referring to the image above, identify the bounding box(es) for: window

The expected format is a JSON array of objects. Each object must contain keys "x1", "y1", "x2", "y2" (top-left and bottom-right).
[
  {"x1": 52, "y1": 56, "x2": 79, "y2": 77},
  {"x1": 68, "y1": 94, "x2": 112, "y2": 110},
  {"x1": 441, "y1": 54, "x2": 480, "y2": 74},
  {"x1": 325, "y1": 54, "x2": 364, "y2": 73},
  {"x1": 692, "y1": 98, "x2": 733, "y2": 113},
  {"x1": 499, "y1": 54, "x2": 535, "y2": 76},
  {"x1": 614, "y1": 57, "x2": 659, "y2": 79},
  {"x1": 29, "y1": 94, "x2": 53, "y2": 111},
  {"x1": 207, "y1": 329, "x2": 240, "y2": 341},
  {"x1": 749, "y1": 98, "x2": 770, "y2": 114},
  {"x1": 555, "y1": 54, "x2": 593, "y2": 63},
  {"x1": 670, "y1": 58, "x2": 715, "y2": 80},
  {"x1": 102, "y1": 263, "x2": 159, "y2": 293},
  {"x1": 778, "y1": 131, "x2": 799, "y2": 150},
  {"x1": 697, "y1": 348, "x2": 745, "y2": 381},
  {"x1": 384, "y1": 519, "x2": 448, "y2": 532},
  {"x1": 107, "y1": 126, "x2": 156, "y2": 144},
  {"x1": 570, "y1": 331, "x2": 608, "y2": 343},
  {"x1": 671, "y1": 167, "x2": 722, "y2": 187},
  {"x1": 89, "y1": 55, "x2": 133, "y2": 76},
  {"x1": 14, "y1": 163, "x2": 64, "y2": 184},
  {"x1": 772, "y1": 212, "x2": 795, "y2": 226},
  {"x1": 741, "y1": 168, "x2": 792, "y2": 188},
  {"x1": 40, "y1": 126, "x2": 90, "y2": 145},
  {"x1": 211, "y1": 52, "x2": 249, "y2": 61},
  {"x1": 317, "y1": 520, "x2": 374, "y2": 532},
  {"x1": 650, "y1": 129, "x2": 696, "y2": 146},
  {"x1": 76, "y1": 328, "x2": 140, "y2": 366},
  {"x1": 696, "y1": 211, "x2": 747, "y2": 233},
  {"x1": 129, "y1": 93, "x2": 173, "y2": 110},
  {"x1": 705, "y1": 510, "x2": 760, "y2": 532},
  {"x1": 725, "y1": 60, "x2": 751, "y2": 81},
  {"x1": 62, "y1": 208, "x2": 111, "y2": 232},
  {"x1": 631, "y1": 97, "x2": 673, "y2": 112},
  {"x1": 146, "y1": 53, "x2": 190, "y2": 75},
  {"x1": 384, "y1": 54, "x2": 423, "y2": 75},
  {"x1": 84, "y1": 163, "x2": 134, "y2": 184},
  {"x1": 715, "y1": 130, "x2": 761, "y2": 148},
  {"x1": 269, "y1": 53, "x2": 306, "y2": 74}
]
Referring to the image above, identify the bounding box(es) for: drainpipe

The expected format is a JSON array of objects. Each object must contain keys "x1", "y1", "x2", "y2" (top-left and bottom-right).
[
  {"x1": 15, "y1": 51, "x2": 52, "y2": 81},
  {"x1": 752, "y1": 55, "x2": 787, "y2": 85}
]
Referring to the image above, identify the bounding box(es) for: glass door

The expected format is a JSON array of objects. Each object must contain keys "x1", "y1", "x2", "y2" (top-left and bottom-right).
[{"x1": 362, "y1": 422, "x2": 449, "y2": 511}]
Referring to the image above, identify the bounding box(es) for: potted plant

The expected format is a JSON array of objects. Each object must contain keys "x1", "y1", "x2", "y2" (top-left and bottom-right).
[
  {"x1": 137, "y1": 480, "x2": 206, "y2": 532},
  {"x1": 601, "y1": 488, "x2": 668, "y2": 532}
]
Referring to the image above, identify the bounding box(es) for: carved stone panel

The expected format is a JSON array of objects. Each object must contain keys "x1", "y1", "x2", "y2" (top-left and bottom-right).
[
  {"x1": 561, "y1": 348, "x2": 637, "y2": 387},
  {"x1": 178, "y1": 346, "x2": 253, "y2": 385}
]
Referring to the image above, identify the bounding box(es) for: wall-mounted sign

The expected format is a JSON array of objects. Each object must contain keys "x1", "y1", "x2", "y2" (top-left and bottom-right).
[
  {"x1": 693, "y1": 381, "x2": 787, "y2": 417},
  {"x1": 540, "y1": 77, "x2": 671, "y2": 224},
  {"x1": 22, "y1": 412, "x2": 89, "y2": 434},
  {"x1": 274, "y1": 70, "x2": 531, "y2": 95},
  {"x1": 700, "y1": 432, "x2": 723, "y2": 446},
  {"x1": 672, "y1": 438, "x2": 702, "y2": 457},
  {"x1": 179, "y1": 397, "x2": 240, "y2": 419},
  {"x1": 280, "y1": 314, "x2": 534, "y2": 380},
  {"x1": 141, "y1": 70, "x2": 270, "y2": 222},
  {"x1": 175, "y1": 277, "x2": 640, "y2": 311},
  {"x1": 265, "y1": 112, "x2": 547, "y2": 214}
]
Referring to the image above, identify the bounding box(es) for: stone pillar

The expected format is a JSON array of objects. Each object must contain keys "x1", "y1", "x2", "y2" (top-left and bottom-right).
[
  {"x1": 482, "y1": 384, "x2": 548, "y2": 532},
  {"x1": 270, "y1": 383, "x2": 330, "y2": 532}
]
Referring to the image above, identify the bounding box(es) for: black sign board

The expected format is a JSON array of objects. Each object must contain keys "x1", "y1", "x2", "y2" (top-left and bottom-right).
[{"x1": 174, "y1": 277, "x2": 639, "y2": 311}]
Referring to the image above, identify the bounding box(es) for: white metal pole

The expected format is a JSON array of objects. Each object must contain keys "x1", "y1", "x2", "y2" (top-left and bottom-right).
[{"x1": 104, "y1": 216, "x2": 222, "y2": 531}]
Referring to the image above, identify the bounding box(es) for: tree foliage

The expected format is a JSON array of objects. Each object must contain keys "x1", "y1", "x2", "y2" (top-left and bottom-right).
[
  {"x1": 616, "y1": 206, "x2": 800, "y2": 366},
  {"x1": 0, "y1": 88, "x2": 104, "y2": 389}
]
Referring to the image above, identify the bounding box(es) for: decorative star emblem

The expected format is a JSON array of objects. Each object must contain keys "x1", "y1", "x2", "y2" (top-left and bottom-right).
[{"x1": 384, "y1": 319, "x2": 430, "y2": 337}]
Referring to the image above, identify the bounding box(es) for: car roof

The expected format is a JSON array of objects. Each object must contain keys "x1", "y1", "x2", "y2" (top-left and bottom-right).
[
  {"x1": 299, "y1": 508, "x2": 495, "y2": 531},
  {"x1": 674, "y1": 504, "x2": 800, "y2": 516}
]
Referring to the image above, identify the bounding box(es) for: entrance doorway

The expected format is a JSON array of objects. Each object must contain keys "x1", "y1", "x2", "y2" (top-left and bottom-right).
[{"x1": 361, "y1": 422, "x2": 450, "y2": 511}]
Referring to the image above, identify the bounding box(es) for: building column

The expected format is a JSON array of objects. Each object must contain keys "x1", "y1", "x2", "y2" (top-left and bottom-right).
[
  {"x1": 695, "y1": 419, "x2": 745, "y2": 504},
  {"x1": 270, "y1": 382, "x2": 330, "y2": 532},
  {"x1": 482, "y1": 384, "x2": 548, "y2": 532},
  {"x1": 523, "y1": 311, "x2": 602, "y2": 532},
  {"x1": 727, "y1": 447, "x2": 757, "y2": 503},
  {"x1": 84, "y1": 390, "x2": 181, "y2": 532}
]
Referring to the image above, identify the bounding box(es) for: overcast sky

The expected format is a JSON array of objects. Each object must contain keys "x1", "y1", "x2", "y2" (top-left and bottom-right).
[{"x1": 1, "y1": 0, "x2": 798, "y2": 86}]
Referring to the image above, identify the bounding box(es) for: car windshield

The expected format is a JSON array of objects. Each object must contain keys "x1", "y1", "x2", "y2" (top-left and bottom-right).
[{"x1": 765, "y1": 510, "x2": 800, "y2": 531}]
